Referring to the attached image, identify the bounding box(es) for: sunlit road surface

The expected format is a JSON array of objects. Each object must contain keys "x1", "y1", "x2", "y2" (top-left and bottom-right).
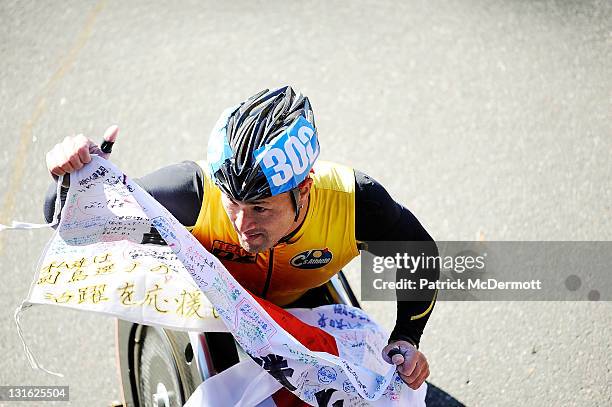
[{"x1": 1, "y1": 1, "x2": 610, "y2": 406}]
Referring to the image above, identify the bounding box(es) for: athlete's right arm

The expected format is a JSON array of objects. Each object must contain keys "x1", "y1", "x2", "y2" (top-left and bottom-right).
[
  {"x1": 43, "y1": 161, "x2": 205, "y2": 226},
  {"x1": 43, "y1": 128, "x2": 204, "y2": 227}
]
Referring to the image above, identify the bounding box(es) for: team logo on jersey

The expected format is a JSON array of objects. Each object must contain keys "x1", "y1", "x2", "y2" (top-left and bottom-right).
[
  {"x1": 212, "y1": 240, "x2": 256, "y2": 263},
  {"x1": 290, "y1": 248, "x2": 333, "y2": 269}
]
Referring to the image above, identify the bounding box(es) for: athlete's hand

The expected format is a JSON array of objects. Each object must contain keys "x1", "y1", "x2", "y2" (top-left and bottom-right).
[
  {"x1": 382, "y1": 340, "x2": 429, "y2": 390},
  {"x1": 46, "y1": 125, "x2": 119, "y2": 178}
]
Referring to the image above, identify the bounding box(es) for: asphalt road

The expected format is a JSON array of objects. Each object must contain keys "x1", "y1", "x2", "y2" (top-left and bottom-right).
[{"x1": 1, "y1": 1, "x2": 610, "y2": 406}]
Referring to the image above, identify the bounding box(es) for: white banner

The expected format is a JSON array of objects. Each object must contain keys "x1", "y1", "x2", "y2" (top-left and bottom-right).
[{"x1": 17, "y1": 156, "x2": 425, "y2": 406}]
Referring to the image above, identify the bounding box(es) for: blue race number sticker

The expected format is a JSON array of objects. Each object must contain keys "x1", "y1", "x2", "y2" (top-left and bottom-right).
[{"x1": 253, "y1": 116, "x2": 319, "y2": 195}]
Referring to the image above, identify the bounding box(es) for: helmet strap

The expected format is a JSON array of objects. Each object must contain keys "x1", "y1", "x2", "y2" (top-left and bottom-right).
[{"x1": 290, "y1": 187, "x2": 301, "y2": 222}]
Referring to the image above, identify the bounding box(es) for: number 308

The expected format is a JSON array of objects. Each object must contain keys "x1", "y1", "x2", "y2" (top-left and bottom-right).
[{"x1": 261, "y1": 126, "x2": 319, "y2": 187}]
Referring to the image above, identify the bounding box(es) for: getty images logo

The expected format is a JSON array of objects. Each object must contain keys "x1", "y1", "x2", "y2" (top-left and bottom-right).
[{"x1": 290, "y1": 248, "x2": 333, "y2": 269}]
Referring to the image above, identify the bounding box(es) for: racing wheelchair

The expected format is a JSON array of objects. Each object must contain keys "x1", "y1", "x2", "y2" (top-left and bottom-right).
[{"x1": 115, "y1": 271, "x2": 360, "y2": 407}]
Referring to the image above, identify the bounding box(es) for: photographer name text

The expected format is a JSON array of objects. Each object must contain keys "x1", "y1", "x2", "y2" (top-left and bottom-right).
[{"x1": 373, "y1": 278, "x2": 543, "y2": 291}]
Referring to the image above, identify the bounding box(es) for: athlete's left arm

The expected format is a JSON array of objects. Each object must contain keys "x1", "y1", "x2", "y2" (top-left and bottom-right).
[
  {"x1": 354, "y1": 170, "x2": 439, "y2": 346},
  {"x1": 354, "y1": 170, "x2": 439, "y2": 389}
]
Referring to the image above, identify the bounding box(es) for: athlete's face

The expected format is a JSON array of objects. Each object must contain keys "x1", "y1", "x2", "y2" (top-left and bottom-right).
[{"x1": 220, "y1": 180, "x2": 312, "y2": 253}]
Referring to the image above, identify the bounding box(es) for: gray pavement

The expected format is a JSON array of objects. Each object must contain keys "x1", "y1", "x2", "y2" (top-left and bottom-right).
[{"x1": 1, "y1": 1, "x2": 610, "y2": 406}]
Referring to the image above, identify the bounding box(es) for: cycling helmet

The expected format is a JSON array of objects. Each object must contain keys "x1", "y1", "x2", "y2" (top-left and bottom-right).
[{"x1": 207, "y1": 86, "x2": 320, "y2": 220}]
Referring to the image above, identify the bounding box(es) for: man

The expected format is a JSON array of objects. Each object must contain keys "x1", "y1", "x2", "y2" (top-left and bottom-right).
[{"x1": 44, "y1": 86, "x2": 438, "y2": 396}]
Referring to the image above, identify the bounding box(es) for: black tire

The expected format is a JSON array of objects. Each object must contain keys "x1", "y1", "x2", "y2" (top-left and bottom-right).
[
  {"x1": 116, "y1": 321, "x2": 202, "y2": 407},
  {"x1": 137, "y1": 327, "x2": 187, "y2": 407}
]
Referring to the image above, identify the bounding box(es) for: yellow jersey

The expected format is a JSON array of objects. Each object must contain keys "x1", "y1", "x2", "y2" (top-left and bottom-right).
[{"x1": 191, "y1": 160, "x2": 359, "y2": 306}]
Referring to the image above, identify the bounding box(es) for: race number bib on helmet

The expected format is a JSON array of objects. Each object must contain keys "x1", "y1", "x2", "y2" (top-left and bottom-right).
[{"x1": 254, "y1": 116, "x2": 320, "y2": 196}]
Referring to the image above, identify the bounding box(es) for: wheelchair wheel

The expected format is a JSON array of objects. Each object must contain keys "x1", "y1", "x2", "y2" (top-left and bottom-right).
[
  {"x1": 116, "y1": 321, "x2": 202, "y2": 407},
  {"x1": 137, "y1": 327, "x2": 186, "y2": 407}
]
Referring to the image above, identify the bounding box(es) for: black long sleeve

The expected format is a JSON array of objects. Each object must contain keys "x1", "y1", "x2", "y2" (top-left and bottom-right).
[{"x1": 354, "y1": 170, "x2": 439, "y2": 348}]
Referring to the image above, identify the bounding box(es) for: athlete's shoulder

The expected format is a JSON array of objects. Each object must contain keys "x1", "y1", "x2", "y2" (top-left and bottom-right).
[
  {"x1": 132, "y1": 161, "x2": 204, "y2": 227},
  {"x1": 311, "y1": 160, "x2": 355, "y2": 193}
]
